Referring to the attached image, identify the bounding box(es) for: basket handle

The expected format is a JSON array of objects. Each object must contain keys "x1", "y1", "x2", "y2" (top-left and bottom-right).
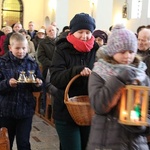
[{"x1": 64, "y1": 74, "x2": 81, "y2": 102}]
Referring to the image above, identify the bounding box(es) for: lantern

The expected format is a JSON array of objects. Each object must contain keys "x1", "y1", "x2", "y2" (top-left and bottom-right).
[{"x1": 119, "y1": 85, "x2": 150, "y2": 126}]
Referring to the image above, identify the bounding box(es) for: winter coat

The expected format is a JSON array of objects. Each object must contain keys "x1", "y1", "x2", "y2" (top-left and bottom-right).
[
  {"x1": 26, "y1": 35, "x2": 36, "y2": 59},
  {"x1": 0, "y1": 52, "x2": 43, "y2": 119},
  {"x1": 87, "y1": 55, "x2": 150, "y2": 150},
  {"x1": 137, "y1": 49, "x2": 150, "y2": 58},
  {"x1": 138, "y1": 49, "x2": 150, "y2": 78},
  {"x1": 37, "y1": 36, "x2": 56, "y2": 78},
  {"x1": 27, "y1": 30, "x2": 38, "y2": 41},
  {"x1": 32, "y1": 36, "x2": 45, "y2": 50},
  {"x1": 50, "y1": 34, "x2": 99, "y2": 123}
]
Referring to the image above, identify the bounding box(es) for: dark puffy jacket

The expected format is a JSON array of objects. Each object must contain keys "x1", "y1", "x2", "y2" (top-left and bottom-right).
[
  {"x1": 37, "y1": 36, "x2": 56, "y2": 78},
  {"x1": 50, "y1": 35, "x2": 99, "y2": 123},
  {"x1": 0, "y1": 52, "x2": 43, "y2": 118},
  {"x1": 138, "y1": 49, "x2": 150, "y2": 78}
]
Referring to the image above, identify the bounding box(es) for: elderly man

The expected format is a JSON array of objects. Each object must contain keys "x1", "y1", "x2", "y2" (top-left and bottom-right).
[
  {"x1": 138, "y1": 28, "x2": 150, "y2": 77},
  {"x1": 37, "y1": 25, "x2": 58, "y2": 79},
  {"x1": 138, "y1": 28, "x2": 150, "y2": 149},
  {"x1": 37, "y1": 25, "x2": 58, "y2": 114}
]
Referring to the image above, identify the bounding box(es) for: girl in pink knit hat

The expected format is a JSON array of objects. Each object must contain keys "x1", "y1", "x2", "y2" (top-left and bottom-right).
[{"x1": 87, "y1": 24, "x2": 150, "y2": 150}]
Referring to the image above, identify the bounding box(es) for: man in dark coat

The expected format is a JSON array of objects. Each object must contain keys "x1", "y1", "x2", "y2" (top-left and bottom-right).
[
  {"x1": 27, "y1": 21, "x2": 38, "y2": 41},
  {"x1": 37, "y1": 25, "x2": 58, "y2": 113},
  {"x1": 137, "y1": 28, "x2": 150, "y2": 77},
  {"x1": 37, "y1": 25, "x2": 57, "y2": 79}
]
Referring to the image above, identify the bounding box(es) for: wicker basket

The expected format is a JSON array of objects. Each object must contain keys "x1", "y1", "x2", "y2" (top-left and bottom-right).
[
  {"x1": 64, "y1": 74, "x2": 94, "y2": 126},
  {"x1": 0, "y1": 127, "x2": 10, "y2": 150}
]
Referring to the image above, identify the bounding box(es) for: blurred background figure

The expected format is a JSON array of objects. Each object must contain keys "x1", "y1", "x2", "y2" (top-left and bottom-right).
[
  {"x1": 3, "y1": 22, "x2": 22, "y2": 53},
  {"x1": 136, "y1": 25, "x2": 146, "y2": 38},
  {"x1": 33, "y1": 28, "x2": 46, "y2": 50},
  {"x1": 0, "y1": 28, "x2": 4, "y2": 37},
  {"x1": 37, "y1": 25, "x2": 58, "y2": 113},
  {"x1": 40, "y1": 25, "x2": 46, "y2": 30},
  {"x1": 19, "y1": 28, "x2": 36, "y2": 59},
  {"x1": 137, "y1": 28, "x2": 150, "y2": 57},
  {"x1": 59, "y1": 25, "x2": 70, "y2": 38},
  {"x1": 62, "y1": 26, "x2": 70, "y2": 32},
  {"x1": 137, "y1": 28, "x2": 150, "y2": 77},
  {"x1": 146, "y1": 25, "x2": 150, "y2": 29},
  {"x1": 109, "y1": 25, "x2": 113, "y2": 32},
  {"x1": 51, "y1": 21, "x2": 59, "y2": 36},
  {"x1": 0, "y1": 26, "x2": 12, "y2": 56},
  {"x1": 27, "y1": 21, "x2": 38, "y2": 41},
  {"x1": 37, "y1": 25, "x2": 58, "y2": 79},
  {"x1": 93, "y1": 30, "x2": 108, "y2": 47},
  {"x1": 51, "y1": 21, "x2": 57, "y2": 27}
]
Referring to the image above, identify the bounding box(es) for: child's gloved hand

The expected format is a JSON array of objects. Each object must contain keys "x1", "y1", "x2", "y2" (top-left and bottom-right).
[{"x1": 117, "y1": 68, "x2": 136, "y2": 84}]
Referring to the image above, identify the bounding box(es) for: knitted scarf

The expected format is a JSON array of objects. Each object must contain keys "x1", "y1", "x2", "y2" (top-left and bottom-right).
[
  {"x1": 93, "y1": 59, "x2": 147, "y2": 84},
  {"x1": 67, "y1": 33, "x2": 95, "y2": 52}
]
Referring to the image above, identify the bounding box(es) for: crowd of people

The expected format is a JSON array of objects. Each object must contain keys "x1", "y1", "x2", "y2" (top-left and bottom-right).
[{"x1": 1, "y1": 13, "x2": 150, "y2": 150}]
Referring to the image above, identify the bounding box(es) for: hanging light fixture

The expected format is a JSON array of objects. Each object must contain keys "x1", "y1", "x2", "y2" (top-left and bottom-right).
[
  {"x1": 88, "y1": 0, "x2": 97, "y2": 17},
  {"x1": 122, "y1": 0, "x2": 127, "y2": 18}
]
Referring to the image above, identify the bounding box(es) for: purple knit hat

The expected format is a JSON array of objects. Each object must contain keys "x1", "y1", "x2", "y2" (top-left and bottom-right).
[{"x1": 105, "y1": 24, "x2": 137, "y2": 56}]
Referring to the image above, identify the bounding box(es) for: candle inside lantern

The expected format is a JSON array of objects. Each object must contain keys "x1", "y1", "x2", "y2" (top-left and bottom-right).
[
  {"x1": 119, "y1": 85, "x2": 149, "y2": 126},
  {"x1": 122, "y1": 111, "x2": 127, "y2": 120},
  {"x1": 130, "y1": 110, "x2": 139, "y2": 121}
]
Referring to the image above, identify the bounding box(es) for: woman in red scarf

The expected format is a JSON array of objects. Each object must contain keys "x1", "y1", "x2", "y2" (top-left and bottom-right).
[{"x1": 48, "y1": 13, "x2": 99, "y2": 150}]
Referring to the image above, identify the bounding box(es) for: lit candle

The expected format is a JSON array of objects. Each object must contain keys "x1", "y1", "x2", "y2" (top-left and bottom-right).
[
  {"x1": 130, "y1": 110, "x2": 139, "y2": 121},
  {"x1": 122, "y1": 111, "x2": 127, "y2": 120}
]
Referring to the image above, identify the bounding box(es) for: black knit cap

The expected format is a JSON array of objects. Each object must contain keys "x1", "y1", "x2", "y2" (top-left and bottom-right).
[
  {"x1": 70, "y1": 13, "x2": 96, "y2": 33},
  {"x1": 93, "y1": 30, "x2": 108, "y2": 44}
]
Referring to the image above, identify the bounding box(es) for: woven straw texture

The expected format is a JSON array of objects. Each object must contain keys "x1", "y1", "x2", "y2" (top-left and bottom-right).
[
  {"x1": 0, "y1": 127, "x2": 10, "y2": 150},
  {"x1": 64, "y1": 74, "x2": 94, "y2": 126}
]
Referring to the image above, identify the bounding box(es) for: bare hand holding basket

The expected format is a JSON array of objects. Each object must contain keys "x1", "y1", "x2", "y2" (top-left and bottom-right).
[{"x1": 64, "y1": 74, "x2": 94, "y2": 126}]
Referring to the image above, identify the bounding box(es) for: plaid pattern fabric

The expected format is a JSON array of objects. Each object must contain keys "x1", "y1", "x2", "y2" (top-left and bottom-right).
[{"x1": 0, "y1": 52, "x2": 43, "y2": 118}]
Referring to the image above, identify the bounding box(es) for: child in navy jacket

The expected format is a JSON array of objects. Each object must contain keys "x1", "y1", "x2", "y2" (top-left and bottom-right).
[{"x1": 0, "y1": 33, "x2": 43, "y2": 150}]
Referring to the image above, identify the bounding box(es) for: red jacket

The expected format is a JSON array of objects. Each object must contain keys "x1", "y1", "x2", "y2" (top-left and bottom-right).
[{"x1": 0, "y1": 35, "x2": 6, "y2": 56}]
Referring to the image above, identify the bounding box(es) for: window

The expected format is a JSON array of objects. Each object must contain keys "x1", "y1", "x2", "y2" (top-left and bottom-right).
[
  {"x1": 1, "y1": 0, "x2": 23, "y2": 27},
  {"x1": 148, "y1": 0, "x2": 150, "y2": 18},
  {"x1": 130, "y1": 0, "x2": 142, "y2": 19}
]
